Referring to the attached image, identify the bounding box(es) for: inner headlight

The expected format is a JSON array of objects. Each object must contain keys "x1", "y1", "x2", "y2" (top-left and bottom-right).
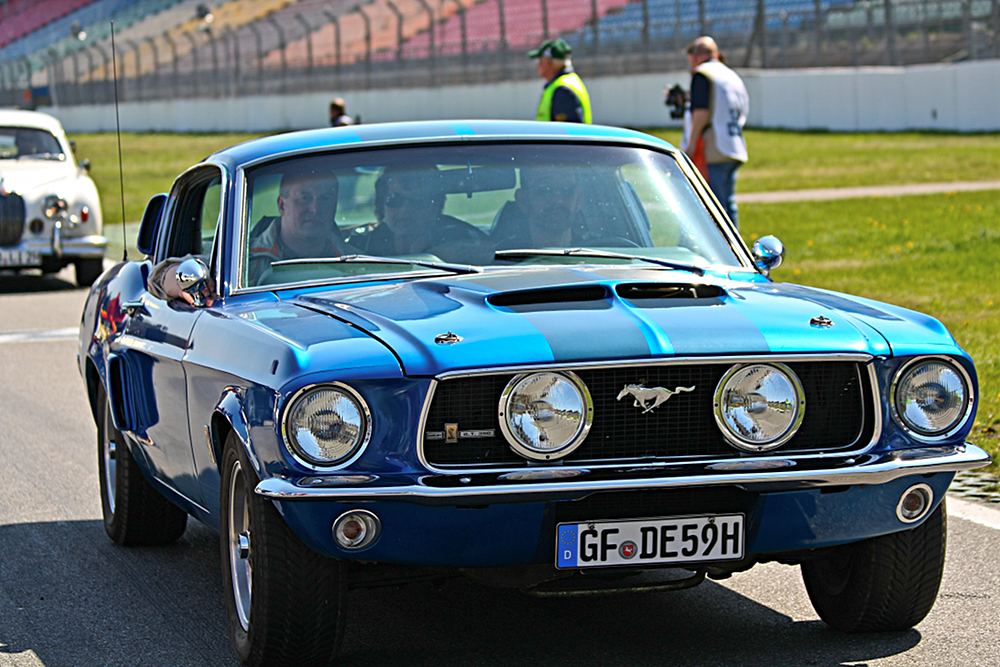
[
  {"x1": 499, "y1": 372, "x2": 593, "y2": 461},
  {"x1": 892, "y1": 358, "x2": 971, "y2": 439},
  {"x1": 714, "y1": 363, "x2": 805, "y2": 452},
  {"x1": 44, "y1": 195, "x2": 69, "y2": 220},
  {"x1": 283, "y1": 384, "x2": 370, "y2": 467}
]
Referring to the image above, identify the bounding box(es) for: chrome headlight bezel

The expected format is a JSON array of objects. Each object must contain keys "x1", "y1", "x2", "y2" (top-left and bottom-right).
[
  {"x1": 713, "y1": 362, "x2": 806, "y2": 452},
  {"x1": 890, "y1": 356, "x2": 974, "y2": 442},
  {"x1": 498, "y1": 371, "x2": 594, "y2": 461},
  {"x1": 281, "y1": 383, "x2": 372, "y2": 470}
]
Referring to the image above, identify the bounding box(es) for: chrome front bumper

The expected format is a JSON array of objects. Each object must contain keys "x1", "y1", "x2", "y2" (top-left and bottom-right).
[
  {"x1": 1, "y1": 234, "x2": 107, "y2": 265},
  {"x1": 256, "y1": 442, "x2": 992, "y2": 504}
]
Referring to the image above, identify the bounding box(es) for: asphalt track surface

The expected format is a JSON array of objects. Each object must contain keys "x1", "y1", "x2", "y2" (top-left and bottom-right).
[{"x1": 1, "y1": 191, "x2": 998, "y2": 665}]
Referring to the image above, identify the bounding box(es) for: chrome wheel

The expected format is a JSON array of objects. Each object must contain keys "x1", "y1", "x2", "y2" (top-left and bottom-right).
[
  {"x1": 102, "y1": 404, "x2": 117, "y2": 514},
  {"x1": 228, "y1": 459, "x2": 252, "y2": 631}
]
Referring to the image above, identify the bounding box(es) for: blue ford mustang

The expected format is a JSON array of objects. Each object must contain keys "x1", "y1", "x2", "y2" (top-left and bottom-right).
[{"x1": 78, "y1": 121, "x2": 990, "y2": 666}]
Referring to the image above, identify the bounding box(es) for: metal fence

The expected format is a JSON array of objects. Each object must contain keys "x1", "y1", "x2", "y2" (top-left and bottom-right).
[{"x1": 1, "y1": 0, "x2": 998, "y2": 107}]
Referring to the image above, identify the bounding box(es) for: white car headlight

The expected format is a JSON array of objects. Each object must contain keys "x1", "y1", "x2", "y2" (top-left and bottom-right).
[
  {"x1": 44, "y1": 195, "x2": 69, "y2": 220},
  {"x1": 714, "y1": 363, "x2": 805, "y2": 452},
  {"x1": 891, "y1": 358, "x2": 972, "y2": 439},
  {"x1": 499, "y1": 372, "x2": 593, "y2": 461},
  {"x1": 283, "y1": 384, "x2": 371, "y2": 467}
]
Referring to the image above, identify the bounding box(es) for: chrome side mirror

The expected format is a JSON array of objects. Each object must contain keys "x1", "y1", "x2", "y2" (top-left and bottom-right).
[
  {"x1": 751, "y1": 235, "x2": 784, "y2": 276},
  {"x1": 176, "y1": 257, "x2": 210, "y2": 307}
]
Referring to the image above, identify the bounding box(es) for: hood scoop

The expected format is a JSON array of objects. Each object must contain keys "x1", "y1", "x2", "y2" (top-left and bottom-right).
[
  {"x1": 616, "y1": 283, "x2": 725, "y2": 301},
  {"x1": 488, "y1": 285, "x2": 610, "y2": 310}
]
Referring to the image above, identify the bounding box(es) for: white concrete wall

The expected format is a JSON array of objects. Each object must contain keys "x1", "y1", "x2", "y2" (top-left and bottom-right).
[{"x1": 46, "y1": 59, "x2": 1000, "y2": 134}]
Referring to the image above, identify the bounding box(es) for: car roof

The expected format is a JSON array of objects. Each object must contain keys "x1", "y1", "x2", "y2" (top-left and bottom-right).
[
  {"x1": 0, "y1": 108, "x2": 66, "y2": 134},
  {"x1": 210, "y1": 120, "x2": 677, "y2": 168}
]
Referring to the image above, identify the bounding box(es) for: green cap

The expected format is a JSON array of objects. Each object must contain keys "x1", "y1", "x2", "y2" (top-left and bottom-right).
[{"x1": 528, "y1": 38, "x2": 572, "y2": 59}]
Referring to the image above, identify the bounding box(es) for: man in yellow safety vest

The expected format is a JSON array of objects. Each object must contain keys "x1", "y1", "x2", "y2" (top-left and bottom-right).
[{"x1": 528, "y1": 38, "x2": 592, "y2": 124}]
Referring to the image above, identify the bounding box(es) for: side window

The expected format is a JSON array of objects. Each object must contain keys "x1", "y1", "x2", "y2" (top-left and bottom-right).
[{"x1": 157, "y1": 166, "x2": 224, "y2": 264}]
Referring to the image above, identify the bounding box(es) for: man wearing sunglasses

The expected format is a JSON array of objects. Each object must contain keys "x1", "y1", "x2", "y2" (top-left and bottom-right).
[
  {"x1": 350, "y1": 168, "x2": 491, "y2": 264},
  {"x1": 492, "y1": 167, "x2": 586, "y2": 250}
]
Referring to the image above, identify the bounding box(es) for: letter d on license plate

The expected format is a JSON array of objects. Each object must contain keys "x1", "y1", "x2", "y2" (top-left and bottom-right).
[{"x1": 556, "y1": 514, "x2": 744, "y2": 569}]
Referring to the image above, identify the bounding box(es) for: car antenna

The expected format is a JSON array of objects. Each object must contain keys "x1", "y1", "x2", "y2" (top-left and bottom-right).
[{"x1": 110, "y1": 21, "x2": 128, "y2": 261}]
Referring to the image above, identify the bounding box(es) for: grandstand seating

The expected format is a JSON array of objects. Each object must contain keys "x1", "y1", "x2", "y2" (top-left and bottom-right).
[
  {"x1": 401, "y1": 0, "x2": 632, "y2": 58},
  {"x1": 1, "y1": 0, "x2": 146, "y2": 56},
  {"x1": 0, "y1": 0, "x2": 97, "y2": 50},
  {"x1": 572, "y1": 0, "x2": 856, "y2": 45},
  {"x1": 262, "y1": 0, "x2": 480, "y2": 69}
]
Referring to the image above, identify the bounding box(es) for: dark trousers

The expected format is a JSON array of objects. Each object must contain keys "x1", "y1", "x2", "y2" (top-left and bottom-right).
[{"x1": 708, "y1": 160, "x2": 741, "y2": 229}]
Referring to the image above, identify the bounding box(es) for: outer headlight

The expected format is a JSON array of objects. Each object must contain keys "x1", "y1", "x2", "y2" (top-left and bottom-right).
[
  {"x1": 282, "y1": 384, "x2": 371, "y2": 467},
  {"x1": 499, "y1": 372, "x2": 593, "y2": 461},
  {"x1": 714, "y1": 363, "x2": 805, "y2": 452},
  {"x1": 891, "y1": 358, "x2": 972, "y2": 440}
]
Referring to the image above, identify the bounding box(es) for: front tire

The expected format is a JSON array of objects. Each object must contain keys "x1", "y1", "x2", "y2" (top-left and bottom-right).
[
  {"x1": 75, "y1": 258, "x2": 105, "y2": 287},
  {"x1": 97, "y1": 386, "x2": 188, "y2": 546},
  {"x1": 801, "y1": 501, "x2": 947, "y2": 632},
  {"x1": 220, "y1": 432, "x2": 347, "y2": 667}
]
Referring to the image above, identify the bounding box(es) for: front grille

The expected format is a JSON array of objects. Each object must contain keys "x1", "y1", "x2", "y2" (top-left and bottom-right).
[
  {"x1": 423, "y1": 361, "x2": 871, "y2": 468},
  {"x1": 0, "y1": 192, "x2": 26, "y2": 247}
]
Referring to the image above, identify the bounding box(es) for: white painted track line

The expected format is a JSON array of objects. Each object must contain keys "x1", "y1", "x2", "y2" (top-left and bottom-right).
[{"x1": 947, "y1": 496, "x2": 1000, "y2": 531}]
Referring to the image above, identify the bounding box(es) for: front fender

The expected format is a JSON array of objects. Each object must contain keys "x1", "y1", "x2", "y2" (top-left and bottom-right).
[
  {"x1": 214, "y1": 388, "x2": 256, "y2": 475},
  {"x1": 79, "y1": 260, "x2": 150, "y2": 425}
]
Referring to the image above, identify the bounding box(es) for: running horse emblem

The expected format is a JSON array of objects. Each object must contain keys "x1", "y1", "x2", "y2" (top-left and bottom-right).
[{"x1": 616, "y1": 384, "x2": 696, "y2": 414}]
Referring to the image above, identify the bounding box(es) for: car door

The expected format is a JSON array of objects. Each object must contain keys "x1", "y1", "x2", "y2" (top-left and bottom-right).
[{"x1": 122, "y1": 165, "x2": 224, "y2": 510}]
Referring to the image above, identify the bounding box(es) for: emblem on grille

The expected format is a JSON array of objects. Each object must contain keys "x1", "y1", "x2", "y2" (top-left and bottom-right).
[{"x1": 616, "y1": 384, "x2": 695, "y2": 414}]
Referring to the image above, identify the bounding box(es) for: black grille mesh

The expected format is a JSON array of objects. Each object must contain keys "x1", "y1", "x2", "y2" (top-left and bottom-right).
[
  {"x1": 423, "y1": 361, "x2": 868, "y2": 467},
  {"x1": 0, "y1": 192, "x2": 26, "y2": 247}
]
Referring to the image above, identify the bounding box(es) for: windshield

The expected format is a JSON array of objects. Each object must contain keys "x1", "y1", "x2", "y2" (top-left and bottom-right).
[
  {"x1": 0, "y1": 127, "x2": 64, "y2": 159},
  {"x1": 240, "y1": 143, "x2": 743, "y2": 288}
]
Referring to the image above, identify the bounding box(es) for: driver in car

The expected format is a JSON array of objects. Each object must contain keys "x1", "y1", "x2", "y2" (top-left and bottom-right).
[
  {"x1": 246, "y1": 163, "x2": 355, "y2": 283},
  {"x1": 149, "y1": 161, "x2": 353, "y2": 301}
]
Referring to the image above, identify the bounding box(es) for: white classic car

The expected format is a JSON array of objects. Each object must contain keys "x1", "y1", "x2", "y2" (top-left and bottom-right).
[{"x1": 0, "y1": 109, "x2": 105, "y2": 286}]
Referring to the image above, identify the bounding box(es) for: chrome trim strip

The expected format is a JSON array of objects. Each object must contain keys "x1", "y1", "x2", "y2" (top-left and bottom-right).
[
  {"x1": 416, "y1": 378, "x2": 439, "y2": 471},
  {"x1": 255, "y1": 443, "x2": 992, "y2": 501}
]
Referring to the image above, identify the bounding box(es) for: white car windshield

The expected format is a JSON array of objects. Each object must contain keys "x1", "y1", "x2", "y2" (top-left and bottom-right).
[
  {"x1": 241, "y1": 143, "x2": 743, "y2": 288},
  {"x1": 0, "y1": 127, "x2": 64, "y2": 159}
]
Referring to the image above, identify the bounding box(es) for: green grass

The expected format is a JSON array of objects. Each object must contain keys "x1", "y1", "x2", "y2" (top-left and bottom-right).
[
  {"x1": 69, "y1": 128, "x2": 999, "y2": 470},
  {"x1": 71, "y1": 132, "x2": 267, "y2": 225},
  {"x1": 740, "y1": 191, "x2": 1000, "y2": 471}
]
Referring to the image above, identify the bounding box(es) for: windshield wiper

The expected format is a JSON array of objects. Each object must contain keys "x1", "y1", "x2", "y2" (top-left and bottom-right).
[
  {"x1": 494, "y1": 248, "x2": 706, "y2": 275},
  {"x1": 270, "y1": 254, "x2": 483, "y2": 275}
]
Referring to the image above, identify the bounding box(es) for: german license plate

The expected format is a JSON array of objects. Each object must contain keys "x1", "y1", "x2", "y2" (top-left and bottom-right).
[
  {"x1": 0, "y1": 250, "x2": 41, "y2": 267},
  {"x1": 556, "y1": 514, "x2": 744, "y2": 569}
]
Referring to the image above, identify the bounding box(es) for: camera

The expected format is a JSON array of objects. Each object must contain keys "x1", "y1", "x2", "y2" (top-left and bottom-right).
[{"x1": 664, "y1": 84, "x2": 687, "y2": 120}]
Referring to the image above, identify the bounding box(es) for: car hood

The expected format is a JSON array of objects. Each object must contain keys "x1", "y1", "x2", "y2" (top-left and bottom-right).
[
  {"x1": 0, "y1": 159, "x2": 76, "y2": 195},
  {"x1": 289, "y1": 266, "x2": 954, "y2": 376}
]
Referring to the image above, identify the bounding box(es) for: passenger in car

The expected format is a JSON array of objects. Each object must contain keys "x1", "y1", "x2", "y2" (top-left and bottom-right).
[
  {"x1": 491, "y1": 167, "x2": 587, "y2": 249},
  {"x1": 349, "y1": 168, "x2": 492, "y2": 264}
]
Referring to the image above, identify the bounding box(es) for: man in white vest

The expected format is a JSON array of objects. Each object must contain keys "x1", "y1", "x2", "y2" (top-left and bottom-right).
[{"x1": 682, "y1": 36, "x2": 749, "y2": 228}]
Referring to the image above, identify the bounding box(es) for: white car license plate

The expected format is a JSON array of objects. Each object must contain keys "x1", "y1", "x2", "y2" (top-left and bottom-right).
[
  {"x1": 0, "y1": 250, "x2": 41, "y2": 267},
  {"x1": 556, "y1": 514, "x2": 744, "y2": 569}
]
